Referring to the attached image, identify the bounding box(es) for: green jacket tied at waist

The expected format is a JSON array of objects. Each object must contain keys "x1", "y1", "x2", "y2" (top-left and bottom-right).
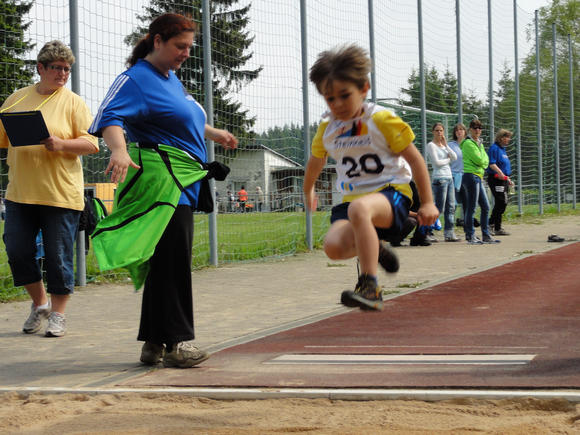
[{"x1": 91, "y1": 143, "x2": 207, "y2": 290}]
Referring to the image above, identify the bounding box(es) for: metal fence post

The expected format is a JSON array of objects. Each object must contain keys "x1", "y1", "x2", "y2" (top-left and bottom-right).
[
  {"x1": 368, "y1": 0, "x2": 376, "y2": 104},
  {"x1": 456, "y1": 0, "x2": 462, "y2": 124},
  {"x1": 535, "y1": 10, "x2": 543, "y2": 214},
  {"x1": 552, "y1": 23, "x2": 561, "y2": 212},
  {"x1": 513, "y1": 0, "x2": 522, "y2": 214},
  {"x1": 300, "y1": 0, "x2": 312, "y2": 250},
  {"x1": 487, "y1": 0, "x2": 494, "y2": 145},
  {"x1": 417, "y1": 0, "x2": 426, "y2": 154},
  {"x1": 569, "y1": 34, "x2": 576, "y2": 209},
  {"x1": 202, "y1": 0, "x2": 218, "y2": 265},
  {"x1": 70, "y1": 0, "x2": 86, "y2": 287}
]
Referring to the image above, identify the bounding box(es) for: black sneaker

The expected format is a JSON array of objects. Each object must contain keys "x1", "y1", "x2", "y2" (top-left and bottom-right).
[
  {"x1": 340, "y1": 290, "x2": 358, "y2": 307},
  {"x1": 410, "y1": 237, "x2": 431, "y2": 246},
  {"x1": 344, "y1": 274, "x2": 384, "y2": 311},
  {"x1": 378, "y1": 241, "x2": 399, "y2": 273}
]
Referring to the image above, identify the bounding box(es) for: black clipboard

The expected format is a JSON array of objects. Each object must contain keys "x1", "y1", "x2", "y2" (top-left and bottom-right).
[{"x1": 0, "y1": 111, "x2": 50, "y2": 146}]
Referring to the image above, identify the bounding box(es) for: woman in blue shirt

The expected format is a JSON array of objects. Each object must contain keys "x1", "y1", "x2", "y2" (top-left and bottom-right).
[
  {"x1": 486, "y1": 129, "x2": 513, "y2": 236},
  {"x1": 90, "y1": 13, "x2": 237, "y2": 368},
  {"x1": 447, "y1": 123, "x2": 466, "y2": 227}
]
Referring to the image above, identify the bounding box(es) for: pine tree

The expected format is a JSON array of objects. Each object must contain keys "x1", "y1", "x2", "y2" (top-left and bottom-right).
[
  {"x1": 0, "y1": 0, "x2": 35, "y2": 193},
  {"x1": 125, "y1": 0, "x2": 262, "y2": 140},
  {"x1": 0, "y1": 0, "x2": 35, "y2": 101}
]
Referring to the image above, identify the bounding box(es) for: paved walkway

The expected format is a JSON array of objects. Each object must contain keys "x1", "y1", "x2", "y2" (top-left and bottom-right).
[{"x1": 1, "y1": 215, "x2": 579, "y2": 389}]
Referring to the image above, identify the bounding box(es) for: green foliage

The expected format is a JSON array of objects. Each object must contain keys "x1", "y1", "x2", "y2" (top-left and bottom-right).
[
  {"x1": 254, "y1": 122, "x2": 320, "y2": 165},
  {"x1": 0, "y1": 0, "x2": 35, "y2": 101},
  {"x1": 0, "y1": 0, "x2": 36, "y2": 192}
]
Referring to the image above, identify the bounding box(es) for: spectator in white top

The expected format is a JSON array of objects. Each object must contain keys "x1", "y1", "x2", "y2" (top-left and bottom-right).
[{"x1": 426, "y1": 122, "x2": 459, "y2": 242}]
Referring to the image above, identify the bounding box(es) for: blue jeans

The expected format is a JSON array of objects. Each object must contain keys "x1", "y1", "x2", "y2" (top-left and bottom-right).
[
  {"x1": 461, "y1": 173, "x2": 490, "y2": 239},
  {"x1": 431, "y1": 178, "x2": 456, "y2": 236},
  {"x1": 3, "y1": 201, "x2": 80, "y2": 294}
]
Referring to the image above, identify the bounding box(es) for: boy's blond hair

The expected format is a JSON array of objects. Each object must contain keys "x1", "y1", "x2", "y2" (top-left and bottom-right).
[{"x1": 309, "y1": 44, "x2": 371, "y2": 94}]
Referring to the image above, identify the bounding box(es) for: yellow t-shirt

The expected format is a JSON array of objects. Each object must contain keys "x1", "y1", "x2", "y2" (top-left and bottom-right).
[{"x1": 0, "y1": 85, "x2": 98, "y2": 211}]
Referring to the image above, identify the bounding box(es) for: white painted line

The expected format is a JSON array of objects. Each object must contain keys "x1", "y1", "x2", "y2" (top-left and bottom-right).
[
  {"x1": 265, "y1": 354, "x2": 536, "y2": 365},
  {"x1": 304, "y1": 345, "x2": 547, "y2": 349},
  {"x1": 0, "y1": 387, "x2": 579, "y2": 402}
]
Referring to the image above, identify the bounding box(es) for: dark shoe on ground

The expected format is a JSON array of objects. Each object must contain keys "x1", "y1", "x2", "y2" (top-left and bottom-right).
[
  {"x1": 22, "y1": 302, "x2": 51, "y2": 334},
  {"x1": 482, "y1": 234, "x2": 501, "y2": 244},
  {"x1": 45, "y1": 312, "x2": 66, "y2": 337},
  {"x1": 378, "y1": 241, "x2": 399, "y2": 273},
  {"x1": 547, "y1": 234, "x2": 565, "y2": 242},
  {"x1": 163, "y1": 342, "x2": 210, "y2": 368},
  {"x1": 340, "y1": 290, "x2": 358, "y2": 307},
  {"x1": 140, "y1": 342, "x2": 165, "y2": 365},
  {"x1": 494, "y1": 228, "x2": 510, "y2": 236},
  {"x1": 343, "y1": 274, "x2": 383, "y2": 311},
  {"x1": 410, "y1": 237, "x2": 431, "y2": 246},
  {"x1": 466, "y1": 236, "x2": 483, "y2": 245}
]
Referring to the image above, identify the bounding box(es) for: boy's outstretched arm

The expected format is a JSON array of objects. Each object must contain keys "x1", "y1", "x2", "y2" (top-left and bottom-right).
[
  {"x1": 303, "y1": 155, "x2": 327, "y2": 211},
  {"x1": 400, "y1": 143, "x2": 439, "y2": 227}
]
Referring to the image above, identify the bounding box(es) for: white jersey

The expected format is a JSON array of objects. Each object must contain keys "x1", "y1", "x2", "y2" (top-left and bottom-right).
[{"x1": 311, "y1": 103, "x2": 414, "y2": 201}]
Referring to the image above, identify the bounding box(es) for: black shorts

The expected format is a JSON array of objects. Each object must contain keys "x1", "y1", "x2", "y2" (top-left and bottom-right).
[{"x1": 330, "y1": 187, "x2": 411, "y2": 241}]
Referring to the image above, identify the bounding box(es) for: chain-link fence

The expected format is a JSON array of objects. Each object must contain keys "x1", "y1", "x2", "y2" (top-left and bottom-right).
[{"x1": 0, "y1": 0, "x2": 578, "y2": 293}]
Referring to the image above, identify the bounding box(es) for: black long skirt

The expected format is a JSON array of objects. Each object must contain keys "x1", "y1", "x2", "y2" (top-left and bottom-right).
[{"x1": 137, "y1": 205, "x2": 195, "y2": 344}]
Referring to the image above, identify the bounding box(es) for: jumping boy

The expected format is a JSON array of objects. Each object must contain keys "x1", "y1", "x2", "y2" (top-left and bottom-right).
[{"x1": 303, "y1": 44, "x2": 439, "y2": 310}]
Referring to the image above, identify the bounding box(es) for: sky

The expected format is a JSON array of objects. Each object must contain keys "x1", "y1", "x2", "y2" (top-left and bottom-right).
[
  {"x1": 23, "y1": 0, "x2": 554, "y2": 134},
  {"x1": 517, "y1": 0, "x2": 551, "y2": 12},
  {"x1": 240, "y1": 0, "x2": 554, "y2": 132}
]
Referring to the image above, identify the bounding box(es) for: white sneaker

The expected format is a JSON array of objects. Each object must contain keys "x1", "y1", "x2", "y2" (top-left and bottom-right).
[
  {"x1": 22, "y1": 302, "x2": 51, "y2": 334},
  {"x1": 163, "y1": 342, "x2": 210, "y2": 368},
  {"x1": 45, "y1": 312, "x2": 66, "y2": 337}
]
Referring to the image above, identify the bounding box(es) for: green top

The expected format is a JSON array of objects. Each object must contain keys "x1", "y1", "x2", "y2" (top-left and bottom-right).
[
  {"x1": 91, "y1": 144, "x2": 207, "y2": 290},
  {"x1": 460, "y1": 137, "x2": 489, "y2": 179}
]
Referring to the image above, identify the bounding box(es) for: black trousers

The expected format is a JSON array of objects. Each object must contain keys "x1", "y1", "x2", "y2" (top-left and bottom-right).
[
  {"x1": 138, "y1": 205, "x2": 195, "y2": 344},
  {"x1": 488, "y1": 176, "x2": 509, "y2": 231}
]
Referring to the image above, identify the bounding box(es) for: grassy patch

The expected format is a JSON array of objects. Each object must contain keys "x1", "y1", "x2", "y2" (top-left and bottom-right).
[
  {"x1": 0, "y1": 211, "x2": 331, "y2": 301},
  {"x1": 516, "y1": 250, "x2": 535, "y2": 256},
  {"x1": 396, "y1": 281, "x2": 429, "y2": 289}
]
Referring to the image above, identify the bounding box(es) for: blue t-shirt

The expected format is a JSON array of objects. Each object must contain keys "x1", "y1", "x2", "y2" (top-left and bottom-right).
[
  {"x1": 447, "y1": 140, "x2": 463, "y2": 174},
  {"x1": 486, "y1": 143, "x2": 511, "y2": 176},
  {"x1": 90, "y1": 59, "x2": 207, "y2": 206}
]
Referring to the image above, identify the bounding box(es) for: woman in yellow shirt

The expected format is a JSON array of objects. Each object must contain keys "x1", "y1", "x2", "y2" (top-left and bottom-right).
[{"x1": 0, "y1": 41, "x2": 98, "y2": 337}]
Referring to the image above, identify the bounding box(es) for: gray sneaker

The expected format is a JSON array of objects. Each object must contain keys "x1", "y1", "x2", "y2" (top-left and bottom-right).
[
  {"x1": 22, "y1": 302, "x2": 51, "y2": 334},
  {"x1": 163, "y1": 342, "x2": 210, "y2": 368},
  {"x1": 140, "y1": 342, "x2": 165, "y2": 365},
  {"x1": 466, "y1": 236, "x2": 484, "y2": 245},
  {"x1": 482, "y1": 234, "x2": 501, "y2": 244},
  {"x1": 45, "y1": 312, "x2": 66, "y2": 337}
]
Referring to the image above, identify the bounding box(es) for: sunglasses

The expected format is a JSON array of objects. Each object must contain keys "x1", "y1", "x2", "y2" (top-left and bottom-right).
[{"x1": 472, "y1": 126, "x2": 483, "y2": 130}]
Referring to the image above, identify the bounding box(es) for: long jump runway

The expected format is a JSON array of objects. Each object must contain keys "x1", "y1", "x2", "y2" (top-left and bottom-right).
[{"x1": 123, "y1": 242, "x2": 580, "y2": 389}]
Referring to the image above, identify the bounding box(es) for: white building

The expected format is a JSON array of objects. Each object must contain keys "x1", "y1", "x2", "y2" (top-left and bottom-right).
[{"x1": 215, "y1": 144, "x2": 336, "y2": 212}]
